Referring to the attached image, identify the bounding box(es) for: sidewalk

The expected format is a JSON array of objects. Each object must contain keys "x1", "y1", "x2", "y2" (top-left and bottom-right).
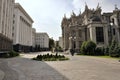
[{"x1": 0, "y1": 65, "x2": 4, "y2": 80}]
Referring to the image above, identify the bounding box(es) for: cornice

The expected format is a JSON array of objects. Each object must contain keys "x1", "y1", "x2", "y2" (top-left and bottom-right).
[{"x1": 15, "y1": 3, "x2": 34, "y2": 23}]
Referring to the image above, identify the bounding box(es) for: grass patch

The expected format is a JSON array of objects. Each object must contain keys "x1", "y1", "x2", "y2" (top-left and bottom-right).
[
  {"x1": 94, "y1": 56, "x2": 120, "y2": 60},
  {"x1": 0, "y1": 50, "x2": 19, "y2": 58},
  {"x1": 77, "y1": 54, "x2": 120, "y2": 60}
]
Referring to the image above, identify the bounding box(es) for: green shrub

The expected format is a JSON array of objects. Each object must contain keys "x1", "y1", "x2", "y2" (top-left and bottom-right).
[
  {"x1": 104, "y1": 47, "x2": 109, "y2": 56},
  {"x1": 0, "y1": 50, "x2": 19, "y2": 58},
  {"x1": 80, "y1": 41, "x2": 96, "y2": 55},
  {"x1": 95, "y1": 47, "x2": 104, "y2": 56},
  {"x1": 80, "y1": 41, "x2": 87, "y2": 55},
  {"x1": 33, "y1": 53, "x2": 69, "y2": 61},
  {"x1": 109, "y1": 40, "x2": 120, "y2": 57},
  {"x1": 85, "y1": 41, "x2": 96, "y2": 55},
  {"x1": 8, "y1": 50, "x2": 19, "y2": 57}
]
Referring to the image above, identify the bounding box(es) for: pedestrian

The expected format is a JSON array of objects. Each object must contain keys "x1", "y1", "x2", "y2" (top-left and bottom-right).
[{"x1": 70, "y1": 49, "x2": 74, "y2": 56}]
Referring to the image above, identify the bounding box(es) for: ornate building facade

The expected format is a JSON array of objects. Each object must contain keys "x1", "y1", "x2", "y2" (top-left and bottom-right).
[{"x1": 61, "y1": 4, "x2": 120, "y2": 52}]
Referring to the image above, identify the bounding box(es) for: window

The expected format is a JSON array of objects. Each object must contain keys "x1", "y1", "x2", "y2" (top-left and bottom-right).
[
  {"x1": 119, "y1": 28, "x2": 120, "y2": 37},
  {"x1": 118, "y1": 19, "x2": 120, "y2": 26},
  {"x1": 113, "y1": 28, "x2": 116, "y2": 35},
  {"x1": 79, "y1": 30, "x2": 82, "y2": 37},
  {"x1": 112, "y1": 19, "x2": 115, "y2": 24},
  {"x1": 96, "y1": 27, "x2": 104, "y2": 43}
]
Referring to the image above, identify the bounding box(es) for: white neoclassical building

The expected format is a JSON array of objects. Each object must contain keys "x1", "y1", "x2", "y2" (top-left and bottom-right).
[
  {"x1": 0, "y1": 0, "x2": 14, "y2": 52},
  {"x1": 35, "y1": 33, "x2": 49, "y2": 50},
  {"x1": 59, "y1": 37, "x2": 63, "y2": 49},
  {"x1": 13, "y1": 3, "x2": 34, "y2": 52},
  {"x1": 32, "y1": 28, "x2": 36, "y2": 48}
]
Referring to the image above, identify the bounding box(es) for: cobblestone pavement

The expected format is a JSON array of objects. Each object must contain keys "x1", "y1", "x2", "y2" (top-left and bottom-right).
[
  {"x1": 0, "y1": 52, "x2": 120, "y2": 80},
  {"x1": 0, "y1": 59, "x2": 18, "y2": 80}
]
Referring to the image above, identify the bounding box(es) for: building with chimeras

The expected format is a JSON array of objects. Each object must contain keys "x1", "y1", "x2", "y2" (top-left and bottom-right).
[{"x1": 61, "y1": 4, "x2": 120, "y2": 52}]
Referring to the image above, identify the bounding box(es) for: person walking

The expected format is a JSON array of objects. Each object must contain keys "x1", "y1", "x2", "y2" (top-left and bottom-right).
[{"x1": 70, "y1": 49, "x2": 74, "y2": 56}]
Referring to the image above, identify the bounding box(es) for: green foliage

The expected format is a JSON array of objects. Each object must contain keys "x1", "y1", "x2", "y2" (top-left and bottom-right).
[
  {"x1": 95, "y1": 47, "x2": 104, "y2": 56},
  {"x1": 33, "y1": 53, "x2": 69, "y2": 61},
  {"x1": 109, "y1": 40, "x2": 120, "y2": 57},
  {"x1": 104, "y1": 47, "x2": 109, "y2": 56},
  {"x1": 85, "y1": 41, "x2": 96, "y2": 55},
  {"x1": 0, "y1": 50, "x2": 19, "y2": 58},
  {"x1": 49, "y1": 38, "x2": 55, "y2": 50},
  {"x1": 8, "y1": 50, "x2": 19, "y2": 57},
  {"x1": 80, "y1": 41, "x2": 96, "y2": 55},
  {"x1": 80, "y1": 41, "x2": 87, "y2": 54},
  {"x1": 80, "y1": 39, "x2": 120, "y2": 57}
]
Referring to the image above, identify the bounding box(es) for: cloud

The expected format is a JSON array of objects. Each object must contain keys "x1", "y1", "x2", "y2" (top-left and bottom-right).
[
  {"x1": 15, "y1": 0, "x2": 120, "y2": 40},
  {"x1": 72, "y1": 0, "x2": 120, "y2": 14}
]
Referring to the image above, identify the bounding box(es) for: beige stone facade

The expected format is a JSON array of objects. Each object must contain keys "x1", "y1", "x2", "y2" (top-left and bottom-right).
[
  {"x1": 59, "y1": 37, "x2": 63, "y2": 49},
  {"x1": 32, "y1": 28, "x2": 36, "y2": 47},
  {"x1": 61, "y1": 4, "x2": 120, "y2": 52},
  {"x1": 13, "y1": 3, "x2": 34, "y2": 52},
  {"x1": 35, "y1": 33, "x2": 49, "y2": 49},
  {"x1": 0, "y1": 0, "x2": 14, "y2": 51}
]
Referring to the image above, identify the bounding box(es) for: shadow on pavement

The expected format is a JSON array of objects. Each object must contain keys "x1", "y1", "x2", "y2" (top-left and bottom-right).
[
  {"x1": 1, "y1": 57, "x2": 69, "y2": 80},
  {"x1": 0, "y1": 60, "x2": 18, "y2": 80}
]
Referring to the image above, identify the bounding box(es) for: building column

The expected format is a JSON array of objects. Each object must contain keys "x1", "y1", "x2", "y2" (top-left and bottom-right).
[
  {"x1": 89, "y1": 26, "x2": 96, "y2": 43},
  {"x1": 69, "y1": 37, "x2": 72, "y2": 49},
  {"x1": 75, "y1": 30, "x2": 80, "y2": 52},
  {"x1": 104, "y1": 26, "x2": 109, "y2": 47}
]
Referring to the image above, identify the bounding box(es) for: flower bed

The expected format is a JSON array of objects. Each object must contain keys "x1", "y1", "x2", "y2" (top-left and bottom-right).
[{"x1": 32, "y1": 53, "x2": 69, "y2": 61}]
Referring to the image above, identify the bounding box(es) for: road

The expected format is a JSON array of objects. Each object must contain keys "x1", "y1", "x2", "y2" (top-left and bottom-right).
[{"x1": 0, "y1": 52, "x2": 120, "y2": 80}]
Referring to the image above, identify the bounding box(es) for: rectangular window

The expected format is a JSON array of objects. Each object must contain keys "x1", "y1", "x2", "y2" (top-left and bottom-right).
[
  {"x1": 118, "y1": 19, "x2": 120, "y2": 26},
  {"x1": 113, "y1": 28, "x2": 116, "y2": 35},
  {"x1": 79, "y1": 30, "x2": 82, "y2": 37},
  {"x1": 112, "y1": 19, "x2": 115, "y2": 24},
  {"x1": 96, "y1": 27, "x2": 104, "y2": 43},
  {"x1": 119, "y1": 28, "x2": 120, "y2": 37}
]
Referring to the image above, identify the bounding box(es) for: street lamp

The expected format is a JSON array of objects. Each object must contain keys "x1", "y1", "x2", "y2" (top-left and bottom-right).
[
  {"x1": 69, "y1": 36, "x2": 76, "y2": 56},
  {"x1": 109, "y1": 22, "x2": 113, "y2": 44}
]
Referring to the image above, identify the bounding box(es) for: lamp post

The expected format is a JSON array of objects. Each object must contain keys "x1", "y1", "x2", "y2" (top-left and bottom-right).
[
  {"x1": 109, "y1": 22, "x2": 113, "y2": 44},
  {"x1": 69, "y1": 36, "x2": 76, "y2": 56}
]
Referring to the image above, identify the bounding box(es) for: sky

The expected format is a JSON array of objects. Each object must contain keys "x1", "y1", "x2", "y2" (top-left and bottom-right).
[{"x1": 15, "y1": 0, "x2": 120, "y2": 40}]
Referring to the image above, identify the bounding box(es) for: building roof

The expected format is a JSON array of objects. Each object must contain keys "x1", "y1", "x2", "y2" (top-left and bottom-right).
[
  {"x1": 36, "y1": 33, "x2": 49, "y2": 37},
  {"x1": 15, "y1": 3, "x2": 34, "y2": 23}
]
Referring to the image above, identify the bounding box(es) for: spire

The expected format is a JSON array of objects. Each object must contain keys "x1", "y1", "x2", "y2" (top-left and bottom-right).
[
  {"x1": 85, "y1": 2, "x2": 88, "y2": 10},
  {"x1": 115, "y1": 4, "x2": 118, "y2": 10},
  {"x1": 71, "y1": 10, "x2": 76, "y2": 16},
  {"x1": 96, "y1": 3, "x2": 100, "y2": 9},
  {"x1": 79, "y1": 8, "x2": 81, "y2": 15},
  {"x1": 64, "y1": 14, "x2": 66, "y2": 18}
]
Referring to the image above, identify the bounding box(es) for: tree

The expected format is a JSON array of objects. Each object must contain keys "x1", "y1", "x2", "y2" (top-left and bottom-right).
[
  {"x1": 49, "y1": 38, "x2": 55, "y2": 50},
  {"x1": 80, "y1": 41, "x2": 87, "y2": 55},
  {"x1": 109, "y1": 40, "x2": 120, "y2": 57},
  {"x1": 85, "y1": 41, "x2": 96, "y2": 55},
  {"x1": 55, "y1": 41, "x2": 61, "y2": 51}
]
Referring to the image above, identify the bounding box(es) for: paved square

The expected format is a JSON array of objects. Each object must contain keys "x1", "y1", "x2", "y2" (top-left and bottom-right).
[{"x1": 0, "y1": 52, "x2": 120, "y2": 80}]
